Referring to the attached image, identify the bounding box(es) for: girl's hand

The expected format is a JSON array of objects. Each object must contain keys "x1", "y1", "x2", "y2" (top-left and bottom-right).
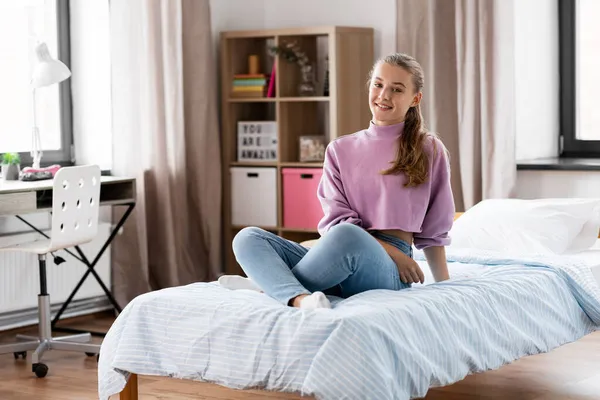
[
  {"x1": 395, "y1": 256, "x2": 425, "y2": 284},
  {"x1": 375, "y1": 238, "x2": 424, "y2": 284}
]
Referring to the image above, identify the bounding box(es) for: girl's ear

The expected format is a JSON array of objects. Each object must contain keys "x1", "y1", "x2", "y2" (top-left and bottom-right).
[{"x1": 411, "y1": 92, "x2": 422, "y2": 107}]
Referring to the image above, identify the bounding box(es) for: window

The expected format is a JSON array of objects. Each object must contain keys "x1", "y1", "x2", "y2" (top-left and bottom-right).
[
  {"x1": 559, "y1": 0, "x2": 600, "y2": 157},
  {"x1": 0, "y1": 0, "x2": 72, "y2": 165}
]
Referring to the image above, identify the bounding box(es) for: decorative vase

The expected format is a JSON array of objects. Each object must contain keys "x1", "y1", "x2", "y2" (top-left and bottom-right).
[
  {"x1": 298, "y1": 64, "x2": 316, "y2": 96},
  {"x1": 1, "y1": 164, "x2": 20, "y2": 181}
]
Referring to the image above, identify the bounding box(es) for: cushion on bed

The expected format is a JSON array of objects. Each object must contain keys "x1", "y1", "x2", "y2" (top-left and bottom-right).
[{"x1": 449, "y1": 198, "x2": 600, "y2": 256}]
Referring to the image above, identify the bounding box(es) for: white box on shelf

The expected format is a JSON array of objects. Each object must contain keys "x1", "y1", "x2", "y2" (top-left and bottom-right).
[
  {"x1": 237, "y1": 121, "x2": 278, "y2": 162},
  {"x1": 230, "y1": 167, "x2": 277, "y2": 227}
]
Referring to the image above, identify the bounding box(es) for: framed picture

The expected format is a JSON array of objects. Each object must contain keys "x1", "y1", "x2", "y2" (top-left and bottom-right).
[{"x1": 299, "y1": 136, "x2": 326, "y2": 162}]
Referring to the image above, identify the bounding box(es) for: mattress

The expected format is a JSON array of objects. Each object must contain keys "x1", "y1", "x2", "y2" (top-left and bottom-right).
[
  {"x1": 415, "y1": 239, "x2": 600, "y2": 288},
  {"x1": 98, "y1": 247, "x2": 600, "y2": 400}
]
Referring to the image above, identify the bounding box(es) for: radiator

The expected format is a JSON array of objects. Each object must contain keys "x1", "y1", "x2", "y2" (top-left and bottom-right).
[{"x1": 0, "y1": 222, "x2": 112, "y2": 327}]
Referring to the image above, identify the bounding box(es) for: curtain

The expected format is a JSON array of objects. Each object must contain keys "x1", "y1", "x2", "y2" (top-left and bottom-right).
[
  {"x1": 396, "y1": 0, "x2": 516, "y2": 211},
  {"x1": 108, "y1": 0, "x2": 222, "y2": 306}
]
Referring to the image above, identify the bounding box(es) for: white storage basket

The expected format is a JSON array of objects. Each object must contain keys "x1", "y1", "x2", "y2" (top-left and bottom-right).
[{"x1": 230, "y1": 167, "x2": 277, "y2": 227}]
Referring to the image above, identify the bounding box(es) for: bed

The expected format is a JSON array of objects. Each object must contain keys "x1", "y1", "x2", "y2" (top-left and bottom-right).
[{"x1": 98, "y1": 203, "x2": 600, "y2": 400}]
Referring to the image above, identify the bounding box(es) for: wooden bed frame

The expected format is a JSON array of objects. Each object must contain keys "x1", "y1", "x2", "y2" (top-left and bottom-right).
[
  {"x1": 115, "y1": 211, "x2": 597, "y2": 399},
  {"x1": 120, "y1": 374, "x2": 138, "y2": 400}
]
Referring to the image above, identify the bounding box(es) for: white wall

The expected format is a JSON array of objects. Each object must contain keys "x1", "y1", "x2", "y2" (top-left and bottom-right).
[
  {"x1": 517, "y1": 171, "x2": 600, "y2": 198},
  {"x1": 513, "y1": 0, "x2": 559, "y2": 161},
  {"x1": 70, "y1": 0, "x2": 112, "y2": 171},
  {"x1": 512, "y1": 0, "x2": 600, "y2": 200},
  {"x1": 210, "y1": 0, "x2": 396, "y2": 61}
]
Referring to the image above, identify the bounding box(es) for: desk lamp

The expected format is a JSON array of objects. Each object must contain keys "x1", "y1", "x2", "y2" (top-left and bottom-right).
[{"x1": 23, "y1": 42, "x2": 70, "y2": 180}]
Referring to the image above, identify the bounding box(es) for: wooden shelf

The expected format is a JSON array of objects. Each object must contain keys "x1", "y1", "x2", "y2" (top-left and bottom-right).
[
  {"x1": 221, "y1": 26, "x2": 373, "y2": 39},
  {"x1": 227, "y1": 97, "x2": 276, "y2": 103},
  {"x1": 279, "y1": 227, "x2": 319, "y2": 233},
  {"x1": 279, "y1": 162, "x2": 323, "y2": 168},
  {"x1": 226, "y1": 97, "x2": 329, "y2": 103},
  {"x1": 230, "y1": 161, "x2": 277, "y2": 167},
  {"x1": 229, "y1": 162, "x2": 321, "y2": 167},
  {"x1": 279, "y1": 97, "x2": 329, "y2": 102},
  {"x1": 232, "y1": 225, "x2": 278, "y2": 231},
  {"x1": 221, "y1": 26, "x2": 374, "y2": 275},
  {"x1": 231, "y1": 225, "x2": 319, "y2": 234}
]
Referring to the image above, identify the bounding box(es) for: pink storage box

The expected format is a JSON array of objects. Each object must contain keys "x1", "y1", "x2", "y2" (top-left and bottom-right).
[{"x1": 282, "y1": 168, "x2": 324, "y2": 230}]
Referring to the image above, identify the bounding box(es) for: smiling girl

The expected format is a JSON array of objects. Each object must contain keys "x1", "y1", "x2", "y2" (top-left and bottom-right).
[{"x1": 221, "y1": 53, "x2": 455, "y2": 309}]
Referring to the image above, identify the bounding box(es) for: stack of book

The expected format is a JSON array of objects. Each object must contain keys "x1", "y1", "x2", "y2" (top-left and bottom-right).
[{"x1": 231, "y1": 74, "x2": 268, "y2": 98}]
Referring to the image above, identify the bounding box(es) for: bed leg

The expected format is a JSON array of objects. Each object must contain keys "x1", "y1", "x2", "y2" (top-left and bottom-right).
[{"x1": 120, "y1": 373, "x2": 138, "y2": 400}]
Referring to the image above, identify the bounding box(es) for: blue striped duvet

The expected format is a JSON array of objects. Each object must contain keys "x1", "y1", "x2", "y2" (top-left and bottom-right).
[{"x1": 98, "y1": 249, "x2": 600, "y2": 400}]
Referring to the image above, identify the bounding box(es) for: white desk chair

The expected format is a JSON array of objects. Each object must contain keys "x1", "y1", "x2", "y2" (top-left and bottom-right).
[{"x1": 0, "y1": 165, "x2": 102, "y2": 378}]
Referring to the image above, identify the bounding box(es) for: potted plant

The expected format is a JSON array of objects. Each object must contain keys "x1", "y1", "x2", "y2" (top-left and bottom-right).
[
  {"x1": 1, "y1": 152, "x2": 21, "y2": 181},
  {"x1": 269, "y1": 41, "x2": 316, "y2": 96}
]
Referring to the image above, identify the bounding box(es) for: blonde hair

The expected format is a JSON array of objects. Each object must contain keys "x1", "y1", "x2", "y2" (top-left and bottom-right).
[{"x1": 368, "y1": 53, "x2": 441, "y2": 187}]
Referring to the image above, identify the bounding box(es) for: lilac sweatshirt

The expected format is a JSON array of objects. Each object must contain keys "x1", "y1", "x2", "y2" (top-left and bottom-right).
[{"x1": 317, "y1": 121, "x2": 455, "y2": 249}]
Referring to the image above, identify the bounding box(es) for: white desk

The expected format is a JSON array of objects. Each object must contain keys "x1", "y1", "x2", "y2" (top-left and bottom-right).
[
  {"x1": 0, "y1": 175, "x2": 136, "y2": 336},
  {"x1": 0, "y1": 176, "x2": 135, "y2": 216}
]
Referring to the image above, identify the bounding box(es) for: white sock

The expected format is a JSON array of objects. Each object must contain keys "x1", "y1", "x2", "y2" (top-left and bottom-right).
[
  {"x1": 218, "y1": 275, "x2": 262, "y2": 292},
  {"x1": 300, "y1": 292, "x2": 332, "y2": 310}
]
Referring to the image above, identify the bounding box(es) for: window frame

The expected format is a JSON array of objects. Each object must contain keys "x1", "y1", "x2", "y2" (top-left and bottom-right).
[
  {"x1": 13, "y1": 0, "x2": 74, "y2": 167},
  {"x1": 559, "y1": 0, "x2": 600, "y2": 157}
]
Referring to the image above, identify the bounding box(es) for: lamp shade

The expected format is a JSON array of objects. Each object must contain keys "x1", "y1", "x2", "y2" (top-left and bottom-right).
[{"x1": 30, "y1": 42, "x2": 71, "y2": 88}]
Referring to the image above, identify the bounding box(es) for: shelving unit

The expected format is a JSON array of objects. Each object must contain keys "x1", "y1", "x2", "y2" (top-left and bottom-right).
[{"x1": 220, "y1": 26, "x2": 374, "y2": 275}]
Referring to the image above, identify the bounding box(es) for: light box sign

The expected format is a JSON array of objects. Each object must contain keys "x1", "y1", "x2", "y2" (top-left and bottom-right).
[{"x1": 237, "y1": 121, "x2": 278, "y2": 162}]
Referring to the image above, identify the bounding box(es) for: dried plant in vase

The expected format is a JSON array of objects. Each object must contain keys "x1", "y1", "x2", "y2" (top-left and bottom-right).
[
  {"x1": 1, "y1": 152, "x2": 21, "y2": 181},
  {"x1": 269, "y1": 41, "x2": 316, "y2": 96}
]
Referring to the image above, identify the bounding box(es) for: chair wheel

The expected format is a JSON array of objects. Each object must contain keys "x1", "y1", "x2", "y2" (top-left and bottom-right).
[
  {"x1": 32, "y1": 363, "x2": 48, "y2": 378},
  {"x1": 13, "y1": 351, "x2": 26, "y2": 359},
  {"x1": 85, "y1": 352, "x2": 96, "y2": 357}
]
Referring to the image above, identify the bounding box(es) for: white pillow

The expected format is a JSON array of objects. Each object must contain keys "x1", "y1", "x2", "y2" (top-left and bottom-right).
[{"x1": 449, "y1": 198, "x2": 600, "y2": 256}]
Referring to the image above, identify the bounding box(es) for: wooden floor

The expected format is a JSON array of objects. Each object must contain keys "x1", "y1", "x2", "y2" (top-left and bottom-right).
[{"x1": 1, "y1": 312, "x2": 599, "y2": 400}]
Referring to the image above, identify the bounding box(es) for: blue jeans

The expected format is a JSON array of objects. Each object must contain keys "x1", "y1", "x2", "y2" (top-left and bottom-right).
[{"x1": 232, "y1": 223, "x2": 412, "y2": 305}]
